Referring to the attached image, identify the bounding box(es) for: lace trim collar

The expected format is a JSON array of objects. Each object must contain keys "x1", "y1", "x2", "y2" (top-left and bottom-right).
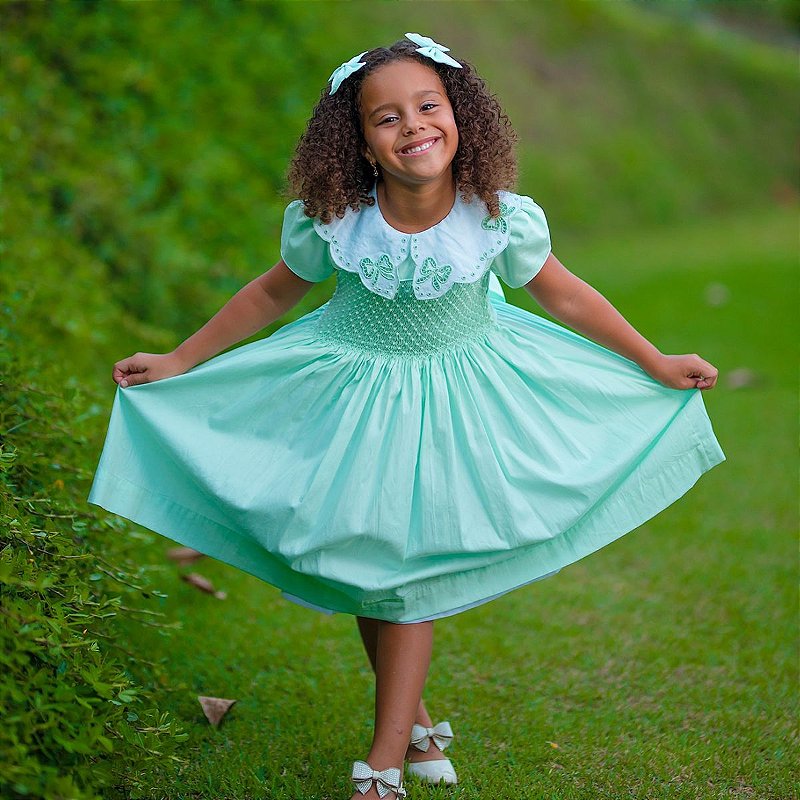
[{"x1": 313, "y1": 188, "x2": 523, "y2": 300}]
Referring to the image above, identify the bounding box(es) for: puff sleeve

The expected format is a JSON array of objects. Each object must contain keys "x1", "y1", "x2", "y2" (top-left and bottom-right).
[
  {"x1": 279, "y1": 200, "x2": 336, "y2": 283},
  {"x1": 490, "y1": 196, "x2": 551, "y2": 288}
]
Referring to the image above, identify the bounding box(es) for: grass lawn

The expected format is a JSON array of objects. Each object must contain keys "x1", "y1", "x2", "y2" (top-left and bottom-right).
[{"x1": 112, "y1": 205, "x2": 798, "y2": 800}]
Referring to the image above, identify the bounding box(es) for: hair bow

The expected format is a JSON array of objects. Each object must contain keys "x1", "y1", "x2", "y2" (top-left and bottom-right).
[
  {"x1": 351, "y1": 761, "x2": 407, "y2": 798},
  {"x1": 410, "y1": 720, "x2": 454, "y2": 751},
  {"x1": 405, "y1": 33, "x2": 462, "y2": 69},
  {"x1": 328, "y1": 51, "x2": 367, "y2": 95}
]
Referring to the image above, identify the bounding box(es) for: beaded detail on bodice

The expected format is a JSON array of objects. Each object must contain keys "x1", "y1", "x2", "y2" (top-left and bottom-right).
[{"x1": 315, "y1": 269, "x2": 500, "y2": 360}]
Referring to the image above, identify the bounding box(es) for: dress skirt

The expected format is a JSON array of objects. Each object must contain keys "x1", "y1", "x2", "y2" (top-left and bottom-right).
[{"x1": 88, "y1": 270, "x2": 725, "y2": 623}]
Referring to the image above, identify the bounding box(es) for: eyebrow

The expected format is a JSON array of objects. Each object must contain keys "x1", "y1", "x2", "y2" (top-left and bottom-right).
[{"x1": 367, "y1": 90, "x2": 444, "y2": 119}]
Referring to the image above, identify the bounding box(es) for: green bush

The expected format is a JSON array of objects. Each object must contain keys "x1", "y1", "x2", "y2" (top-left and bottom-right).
[{"x1": 0, "y1": 342, "x2": 188, "y2": 800}]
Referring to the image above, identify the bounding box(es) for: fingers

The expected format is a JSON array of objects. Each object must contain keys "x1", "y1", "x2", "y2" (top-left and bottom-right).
[
  {"x1": 657, "y1": 354, "x2": 719, "y2": 391},
  {"x1": 690, "y1": 356, "x2": 718, "y2": 391},
  {"x1": 119, "y1": 372, "x2": 150, "y2": 388},
  {"x1": 113, "y1": 353, "x2": 150, "y2": 388}
]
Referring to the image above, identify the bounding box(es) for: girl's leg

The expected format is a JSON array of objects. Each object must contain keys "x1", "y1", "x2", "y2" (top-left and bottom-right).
[
  {"x1": 355, "y1": 617, "x2": 445, "y2": 764},
  {"x1": 349, "y1": 619, "x2": 433, "y2": 800}
]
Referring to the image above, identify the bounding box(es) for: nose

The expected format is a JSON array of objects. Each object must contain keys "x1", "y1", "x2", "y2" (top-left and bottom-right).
[{"x1": 402, "y1": 114, "x2": 424, "y2": 136}]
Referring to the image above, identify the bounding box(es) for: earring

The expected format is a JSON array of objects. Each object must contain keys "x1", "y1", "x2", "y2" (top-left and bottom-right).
[{"x1": 370, "y1": 162, "x2": 379, "y2": 178}]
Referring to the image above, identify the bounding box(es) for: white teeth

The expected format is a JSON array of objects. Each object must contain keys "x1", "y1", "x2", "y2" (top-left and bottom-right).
[{"x1": 402, "y1": 140, "x2": 435, "y2": 155}]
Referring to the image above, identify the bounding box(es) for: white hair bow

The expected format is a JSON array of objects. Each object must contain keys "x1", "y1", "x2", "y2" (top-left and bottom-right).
[
  {"x1": 351, "y1": 761, "x2": 407, "y2": 797},
  {"x1": 405, "y1": 33, "x2": 462, "y2": 69},
  {"x1": 410, "y1": 720, "x2": 454, "y2": 751},
  {"x1": 328, "y1": 51, "x2": 367, "y2": 95}
]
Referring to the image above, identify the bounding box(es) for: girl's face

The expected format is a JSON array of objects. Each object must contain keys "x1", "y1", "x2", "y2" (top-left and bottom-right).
[{"x1": 359, "y1": 60, "x2": 459, "y2": 191}]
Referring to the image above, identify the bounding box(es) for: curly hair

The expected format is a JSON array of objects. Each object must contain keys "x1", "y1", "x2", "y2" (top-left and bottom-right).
[{"x1": 286, "y1": 38, "x2": 518, "y2": 223}]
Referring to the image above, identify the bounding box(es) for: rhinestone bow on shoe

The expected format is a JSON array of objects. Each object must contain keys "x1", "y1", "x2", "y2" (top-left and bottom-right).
[
  {"x1": 351, "y1": 760, "x2": 407, "y2": 798},
  {"x1": 409, "y1": 721, "x2": 453, "y2": 752},
  {"x1": 406, "y1": 721, "x2": 458, "y2": 785}
]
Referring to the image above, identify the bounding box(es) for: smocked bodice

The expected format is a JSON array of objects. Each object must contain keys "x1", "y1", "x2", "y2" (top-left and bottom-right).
[{"x1": 314, "y1": 269, "x2": 499, "y2": 359}]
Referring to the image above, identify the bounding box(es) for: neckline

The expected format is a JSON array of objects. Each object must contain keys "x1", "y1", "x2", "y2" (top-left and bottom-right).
[{"x1": 370, "y1": 184, "x2": 459, "y2": 236}]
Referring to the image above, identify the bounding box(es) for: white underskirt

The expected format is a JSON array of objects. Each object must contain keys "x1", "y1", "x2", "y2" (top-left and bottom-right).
[{"x1": 279, "y1": 568, "x2": 561, "y2": 623}]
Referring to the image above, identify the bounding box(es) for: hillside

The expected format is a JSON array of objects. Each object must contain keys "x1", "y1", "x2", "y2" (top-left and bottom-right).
[{"x1": 1, "y1": 0, "x2": 796, "y2": 339}]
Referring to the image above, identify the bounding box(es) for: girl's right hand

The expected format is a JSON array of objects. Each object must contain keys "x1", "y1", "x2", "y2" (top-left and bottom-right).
[{"x1": 113, "y1": 351, "x2": 191, "y2": 388}]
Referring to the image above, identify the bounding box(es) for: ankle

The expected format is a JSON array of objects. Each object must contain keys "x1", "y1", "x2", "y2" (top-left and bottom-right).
[
  {"x1": 406, "y1": 742, "x2": 445, "y2": 763},
  {"x1": 363, "y1": 752, "x2": 406, "y2": 773}
]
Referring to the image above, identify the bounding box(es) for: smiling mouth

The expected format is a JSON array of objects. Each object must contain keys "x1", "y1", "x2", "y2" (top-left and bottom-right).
[{"x1": 398, "y1": 138, "x2": 439, "y2": 156}]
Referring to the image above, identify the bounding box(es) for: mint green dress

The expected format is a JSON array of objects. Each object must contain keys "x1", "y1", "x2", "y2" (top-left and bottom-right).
[{"x1": 88, "y1": 189, "x2": 725, "y2": 623}]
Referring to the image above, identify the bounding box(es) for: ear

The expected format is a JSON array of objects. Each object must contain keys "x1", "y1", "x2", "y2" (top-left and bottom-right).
[{"x1": 363, "y1": 147, "x2": 376, "y2": 166}]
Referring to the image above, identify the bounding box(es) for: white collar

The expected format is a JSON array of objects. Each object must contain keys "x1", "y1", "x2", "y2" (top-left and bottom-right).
[{"x1": 313, "y1": 187, "x2": 523, "y2": 300}]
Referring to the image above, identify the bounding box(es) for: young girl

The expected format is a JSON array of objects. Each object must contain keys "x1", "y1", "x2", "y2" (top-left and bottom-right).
[{"x1": 89, "y1": 34, "x2": 725, "y2": 799}]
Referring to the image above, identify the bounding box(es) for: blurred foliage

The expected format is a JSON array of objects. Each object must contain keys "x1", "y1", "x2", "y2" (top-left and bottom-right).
[
  {"x1": 1, "y1": 0, "x2": 796, "y2": 330},
  {"x1": 0, "y1": 0, "x2": 796, "y2": 797},
  {"x1": 633, "y1": 0, "x2": 800, "y2": 43}
]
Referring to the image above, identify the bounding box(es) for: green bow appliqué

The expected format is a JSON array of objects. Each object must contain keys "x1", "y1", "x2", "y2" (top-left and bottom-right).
[
  {"x1": 359, "y1": 255, "x2": 395, "y2": 287},
  {"x1": 414, "y1": 257, "x2": 452, "y2": 293},
  {"x1": 481, "y1": 201, "x2": 510, "y2": 235}
]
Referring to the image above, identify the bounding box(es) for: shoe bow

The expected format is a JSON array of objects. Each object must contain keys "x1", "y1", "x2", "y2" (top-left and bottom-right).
[
  {"x1": 351, "y1": 760, "x2": 407, "y2": 798},
  {"x1": 410, "y1": 720, "x2": 454, "y2": 752}
]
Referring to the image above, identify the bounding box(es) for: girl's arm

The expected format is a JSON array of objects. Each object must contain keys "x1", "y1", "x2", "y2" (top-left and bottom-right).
[
  {"x1": 113, "y1": 260, "x2": 315, "y2": 388},
  {"x1": 525, "y1": 253, "x2": 718, "y2": 391}
]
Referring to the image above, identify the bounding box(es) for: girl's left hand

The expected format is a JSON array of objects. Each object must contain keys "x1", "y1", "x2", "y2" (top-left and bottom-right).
[{"x1": 646, "y1": 353, "x2": 719, "y2": 391}]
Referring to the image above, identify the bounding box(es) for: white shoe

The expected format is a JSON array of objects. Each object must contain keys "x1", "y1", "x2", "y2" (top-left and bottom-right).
[
  {"x1": 405, "y1": 721, "x2": 458, "y2": 785},
  {"x1": 406, "y1": 758, "x2": 458, "y2": 785},
  {"x1": 351, "y1": 759, "x2": 407, "y2": 798}
]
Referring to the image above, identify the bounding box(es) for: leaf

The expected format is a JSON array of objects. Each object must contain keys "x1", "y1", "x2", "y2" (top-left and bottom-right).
[
  {"x1": 704, "y1": 282, "x2": 730, "y2": 307},
  {"x1": 725, "y1": 367, "x2": 759, "y2": 390},
  {"x1": 181, "y1": 572, "x2": 227, "y2": 599},
  {"x1": 197, "y1": 696, "x2": 237, "y2": 727},
  {"x1": 166, "y1": 546, "x2": 205, "y2": 566},
  {"x1": 181, "y1": 572, "x2": 212, "y2": 593}
]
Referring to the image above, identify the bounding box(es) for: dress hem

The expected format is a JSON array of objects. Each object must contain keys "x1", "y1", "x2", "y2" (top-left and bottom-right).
[{"x1": 87, "y1": 390, "x2": 724, "y2": 623}]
